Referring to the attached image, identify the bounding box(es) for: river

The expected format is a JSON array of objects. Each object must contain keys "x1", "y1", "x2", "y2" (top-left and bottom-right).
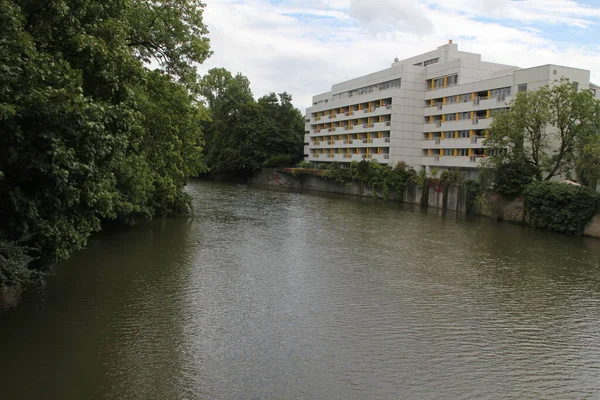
[{"x1": 2, "y1": 180, "x2": 600, "y2": 399}]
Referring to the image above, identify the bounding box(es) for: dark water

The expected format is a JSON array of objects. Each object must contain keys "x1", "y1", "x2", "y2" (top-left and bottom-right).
[{"x1": 2, "y1": 181, "x2": 600, "y2": 399}]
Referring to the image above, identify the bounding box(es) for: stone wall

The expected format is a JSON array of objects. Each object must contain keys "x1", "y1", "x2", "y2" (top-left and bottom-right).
[
  {"x1": 251, "y1": 169, "x2": 466, "y2": 212},
  {"x1": 584, "y1": 216, "x2": 600, "y2": 239},
  {"x1": 477, "y1": 193, "x2": 525, "y2": 223}
]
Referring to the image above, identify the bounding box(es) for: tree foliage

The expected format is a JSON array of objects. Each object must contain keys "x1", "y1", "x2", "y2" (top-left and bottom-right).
[
  {"x1": 523, "y1": 181, "x2": 600, "y2": 234},
  {"x1": 200, "y1": 68, "x2": 305, "y2": 174},
  {"x1": 485, "y1": 79, "x2": 598, "y2": 182},
  {"x1": 0, "y1": 0, "x2": 210, "y2": 287}
]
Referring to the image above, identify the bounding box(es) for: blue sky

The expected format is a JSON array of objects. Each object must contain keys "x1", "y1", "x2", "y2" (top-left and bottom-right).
[{"x1": 199, "y1": 0, "x2": 600, "y2": 111}]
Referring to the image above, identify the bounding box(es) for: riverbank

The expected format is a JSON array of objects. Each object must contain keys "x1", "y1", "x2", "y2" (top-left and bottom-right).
[{"x1": 250, "y1": 168, "x2": 600, "y2": 239}]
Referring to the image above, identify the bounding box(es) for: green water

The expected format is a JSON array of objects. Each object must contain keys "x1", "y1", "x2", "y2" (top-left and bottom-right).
[{"x1": 2, "y1": 180, "x2": 600, "y2": 399}]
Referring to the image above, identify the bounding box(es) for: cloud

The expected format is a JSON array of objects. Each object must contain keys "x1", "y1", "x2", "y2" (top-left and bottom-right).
[
  {"x1": 199, "y1": 0, "x2": 600, "y2": 111},
  {"x1": 348, "y1": 0, "x2": 433, "y2": 35}
]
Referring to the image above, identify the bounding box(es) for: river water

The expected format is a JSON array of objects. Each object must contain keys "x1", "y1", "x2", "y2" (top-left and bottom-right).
[{"x1": 2, "y1": 180, "x2": 600, "y2": 399}]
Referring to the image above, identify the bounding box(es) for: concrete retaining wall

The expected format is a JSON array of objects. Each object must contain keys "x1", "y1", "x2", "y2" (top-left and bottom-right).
[
  {"x1": 584, "y1": 216, "x2": 600, "y2": 238},
  {"x1": 251, "y1": 169, "x2": 467, "y2": 212},
  {"x1": 251, "y1": 169, "x2": 600, "y2": 239}
]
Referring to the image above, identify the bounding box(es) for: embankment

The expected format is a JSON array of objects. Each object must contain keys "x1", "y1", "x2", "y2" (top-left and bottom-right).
[{"x1": 250, "y1": 168, "x2": 600, "y2": 239}]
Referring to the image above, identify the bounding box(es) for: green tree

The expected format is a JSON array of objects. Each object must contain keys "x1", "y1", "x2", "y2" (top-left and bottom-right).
[
  {"x1": 485, "y1": 78, "x2": 598, "y2": 182},
  {"x1": 200, "y1": 68, "x2": 305, "y2": 174},
  {"x1": 0, "y1": 0, "x2": 210, "y2": 287}
]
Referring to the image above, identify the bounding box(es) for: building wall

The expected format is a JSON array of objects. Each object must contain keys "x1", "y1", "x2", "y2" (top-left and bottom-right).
[{"x1": 304, "y1": 41, "x2": 595, "y2": 179}]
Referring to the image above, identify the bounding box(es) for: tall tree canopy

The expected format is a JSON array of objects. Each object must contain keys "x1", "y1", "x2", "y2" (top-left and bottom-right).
[
  {"x1": 200, "y1": 68, "x2": 305, "y2": 174},
  {"x1": 0, "y1": 0, "x2": 210, "y2": 288},
  {"x1": 484, "y1": 79, "x2": 598, "y2": 182}
]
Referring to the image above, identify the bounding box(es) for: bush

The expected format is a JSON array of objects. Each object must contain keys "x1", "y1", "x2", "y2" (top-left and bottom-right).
[
  {"x1": 264, "y1": 154, "x2": 295, "y2": 167},
  {"x1": 324, "y1": 162, "x2": 351, "y2": 183},
  {"x1": 482, "y1": 159, "x2": 536, "y2": 198},
  {"x1": 296, "y1": 161, "x2": 314, "y2": 169},
  {"x1": 523, "y1": 181, "x2": 600, "y2": 234},
  {"x1": 0, "y1": 240, "x2": 40, "y2": 290}
]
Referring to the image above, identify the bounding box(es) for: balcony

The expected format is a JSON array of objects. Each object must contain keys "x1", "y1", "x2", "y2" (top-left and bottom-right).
[
  {"x1": 422, "y1": 137, "x2": 483, "y2": 149},
  {"x1": 422, "y1": 156, "x2": 481, "y2": 168}
]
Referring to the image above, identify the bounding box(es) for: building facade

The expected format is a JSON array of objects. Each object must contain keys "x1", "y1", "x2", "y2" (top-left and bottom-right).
[{"x1": 304, "y1": 41, "x2": 598, "y2": 178}]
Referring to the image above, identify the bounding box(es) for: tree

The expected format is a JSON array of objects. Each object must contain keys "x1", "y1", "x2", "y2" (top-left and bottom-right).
[
  {"x1": 0, "y1": 0, "x2": 211, "y2": 287},
  {"x1": 125, "y1": 0, "x2": 212, "y2": 89},
  {"x1": 575, "y1": 102, "x2": 600, "y2": 188},
  {"x1": 200, "y1": 69, "x2": 305, "y2": 174},
  {"x1": 484, "y1": 78, "x2": 598, "y2": 182}
]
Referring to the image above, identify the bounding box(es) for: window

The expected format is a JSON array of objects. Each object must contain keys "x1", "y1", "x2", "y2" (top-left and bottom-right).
[
  {"x1": 518, "y1": 83, "x2": 528, "y2": 92},
  {"x1": 435, "y1": 78, "x2": 444, "y2": 88},
  {"x1": 458, "y1": 149, "x2": 469, "y2": 157},
  {"x1": 443, "y1": 149, "x2": 453, "y2": 156},
  {"x1": 459, "y1": 112, "x2": 470, "y2": 120},
  {"x1": 447, "y1": 75, "x2": 458, "y2": 86},
  {"x1": 491, "y1": 87, "x2": 511, "y2": 100},
  {"x1": 490, "y1": 108, "x2": 508, "y2": 117},
  {"x1": 459, "y1": 130, "x2": 470, "y2": 138},
  {"x1": 592, "y1": 88, "x2": 597, "y2": 97},
  {"x1": 446, "y1": 113, "x2": 456, "y2": 121},
  {"x1": 414, "y1": 62, "x2": 423, "y2": 66},
  {"x1": 446, "y1": 96, "x2": 457, "y2": 104},
  {"x1": 461, "y1": 94, "x2": 470, "y2": 103},
  {"x1": 573, "y1": 81, "x2": 579, "y2": 91},
  {"x1": 424, "y1": 57, "x2": 439, "y2": 66}
]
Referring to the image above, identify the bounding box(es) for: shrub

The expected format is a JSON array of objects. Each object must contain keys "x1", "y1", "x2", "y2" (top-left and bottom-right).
[
  {"x1": 0, "y1": 240, "x2": 40, "y2": 290},
  {"x1": 481, "y1": 159, "x2": 536, "y2": 198},
  {"x1": 324, "y1": 162, "x2": 352, "y2": 183},
  {"x1": 296, "y1": 161, "x2": 314, "y2": 169},
  {"x1": 264, "y1": 154, "x2": 295, "y2": 167},
  {"x1": 523, "y1": 181, "x2": 600, "y2": 234}
]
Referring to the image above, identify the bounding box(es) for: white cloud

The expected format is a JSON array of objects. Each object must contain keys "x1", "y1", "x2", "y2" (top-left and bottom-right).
[
  {"x1": 348, "y1": 0, "x2": 433, "y2": 35},
  {"x1": 199, "y1": 0, "x2": 600, "y2": 112}
]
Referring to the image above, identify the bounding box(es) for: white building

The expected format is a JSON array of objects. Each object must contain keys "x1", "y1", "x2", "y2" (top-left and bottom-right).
[{"x1": 304, "y1": 40, "x2": 599, "y2": 178}]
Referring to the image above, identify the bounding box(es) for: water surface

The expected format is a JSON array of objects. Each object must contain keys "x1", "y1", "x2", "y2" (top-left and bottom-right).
[{"x1": 2, "y1": 181, "x2": 600, "y2": 399}]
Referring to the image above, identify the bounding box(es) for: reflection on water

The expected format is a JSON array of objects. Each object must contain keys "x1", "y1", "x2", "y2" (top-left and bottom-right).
[{"x1": 1, "y1": 180, "x2": 600, "y2": 399}]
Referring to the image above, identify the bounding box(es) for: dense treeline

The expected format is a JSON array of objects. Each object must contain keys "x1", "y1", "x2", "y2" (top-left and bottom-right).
[
  {"x1": 200, "y1": 68, "x2": 305, "y2": 175},
  {"x1": 0, "y1": 1, "x2": 306, "y2": 289},
  {"x1": 0, "y1": 0, "x2": 212, "y2": 288}
]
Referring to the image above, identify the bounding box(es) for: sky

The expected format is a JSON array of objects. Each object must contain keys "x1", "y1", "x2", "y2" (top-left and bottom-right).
[{"x1": 197, "y1": 0, "x2": 600, "y2": 112}]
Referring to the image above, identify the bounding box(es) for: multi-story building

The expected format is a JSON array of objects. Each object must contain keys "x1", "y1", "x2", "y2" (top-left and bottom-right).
[{"x1": 304, "y1": 40, "x2": 599, "y2": 178}]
